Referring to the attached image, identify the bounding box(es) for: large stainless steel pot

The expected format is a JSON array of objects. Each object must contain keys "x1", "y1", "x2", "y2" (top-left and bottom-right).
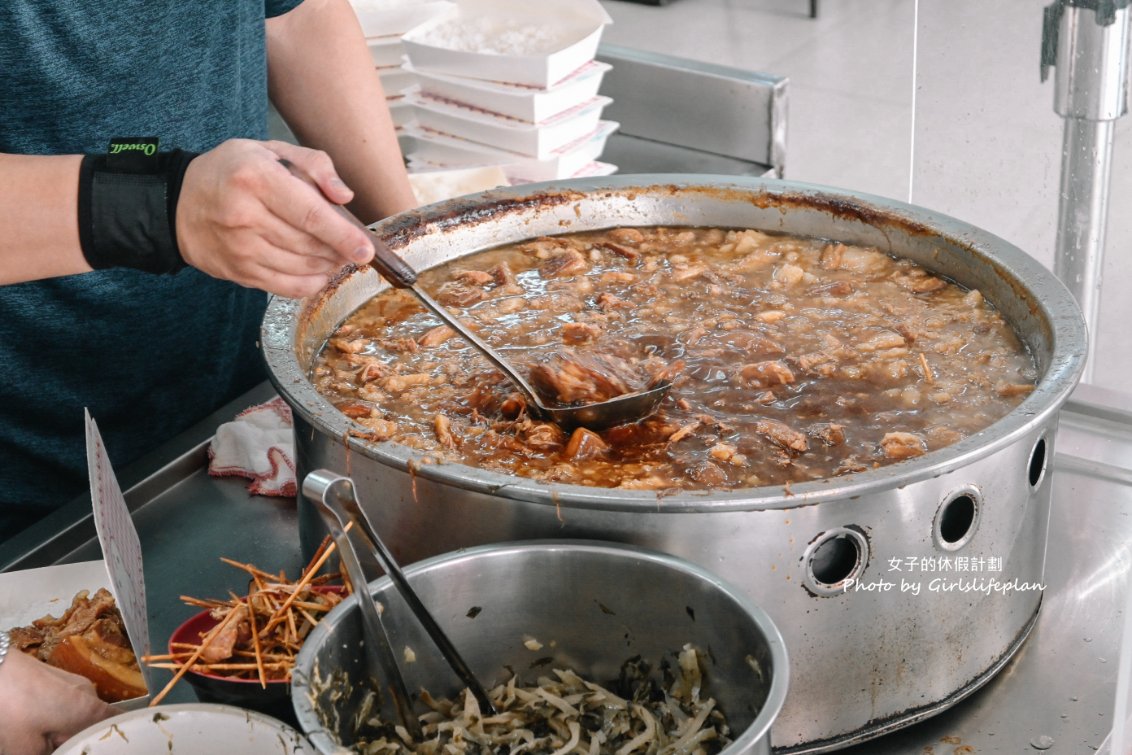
[{"x1": 263, "y1": 176, "x2": 1087, "y2": 752}]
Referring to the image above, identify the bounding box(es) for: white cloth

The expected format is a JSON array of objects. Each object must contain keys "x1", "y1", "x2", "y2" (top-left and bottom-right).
[{"x1": 207, "y1": 396, "x2": 296, "y2": 498}]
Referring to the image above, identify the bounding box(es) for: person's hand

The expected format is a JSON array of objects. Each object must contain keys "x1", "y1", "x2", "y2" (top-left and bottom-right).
[
  {"x1": 0, "y1": 649, "x2": 116, "y2": 755},
  {"x1": 176, "y1": 139, "x2": 377, "y2": 298}
]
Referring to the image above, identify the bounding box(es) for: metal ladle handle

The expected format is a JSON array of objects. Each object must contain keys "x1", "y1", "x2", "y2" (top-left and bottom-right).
[
  {"x1": 303, "y1": 470, "x2": 497, "y2": 716},
  {"x1": 278, "y1": 158, "x2": 550, "y2": 417},
  {"x1": 277, "y1": 158, "x2": 417, "y2": 288}
]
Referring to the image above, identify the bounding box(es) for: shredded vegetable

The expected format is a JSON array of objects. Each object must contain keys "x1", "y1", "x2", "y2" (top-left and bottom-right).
[{"x1": 335, "y1": 644, "x2": 732, "y2": 755}]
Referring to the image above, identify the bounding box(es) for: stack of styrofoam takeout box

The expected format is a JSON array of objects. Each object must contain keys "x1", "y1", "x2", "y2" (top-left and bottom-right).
[
  {"x1": 349, "y1": 0, "x2": 455, "y2": 151},
  {"x1": 398, "y1": 0, "x2": 618, "y2": 185}
]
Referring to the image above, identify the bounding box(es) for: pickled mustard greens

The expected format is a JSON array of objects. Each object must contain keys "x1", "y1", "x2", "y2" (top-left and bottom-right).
[
  {"x1": 312, "y1": 226, "x2": 1036, "y2": 490},
  {"x1": 332, "y1": 645, "x2": 732, "y2": 755}
]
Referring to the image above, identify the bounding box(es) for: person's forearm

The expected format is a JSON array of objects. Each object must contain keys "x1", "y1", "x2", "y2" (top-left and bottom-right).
[
  {"x1": 0, "y1": 153, "x2": 92, "y2": 284},
  {"x1": 266, "y1": 0, "x2": 417, "y2": 224}
]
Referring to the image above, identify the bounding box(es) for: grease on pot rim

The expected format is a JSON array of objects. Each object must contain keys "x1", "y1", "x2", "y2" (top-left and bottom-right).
[{"x1": 313, "y1": 226, "x2": 1035, "y2": 490}]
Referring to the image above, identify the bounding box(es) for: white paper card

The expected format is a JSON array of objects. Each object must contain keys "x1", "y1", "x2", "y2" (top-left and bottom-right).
[{"x1": 85, "y1": 409, "x2": 153, "y2": 694}]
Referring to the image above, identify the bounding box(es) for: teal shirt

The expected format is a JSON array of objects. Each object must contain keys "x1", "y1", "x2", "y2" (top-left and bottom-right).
[{"x1": 0, "y1": 0, "x2": 303, "y2": 539}]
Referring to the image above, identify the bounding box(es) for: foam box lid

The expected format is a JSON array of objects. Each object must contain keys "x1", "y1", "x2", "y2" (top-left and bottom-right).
[
  {"x1": 402, "y1": 0, "x2": 612, "y2": 88},
  {"x1": 351, "y1": 0, "x2": 455, "y2": 38}
]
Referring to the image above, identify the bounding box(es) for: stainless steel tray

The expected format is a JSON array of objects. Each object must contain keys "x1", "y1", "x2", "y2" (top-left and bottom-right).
[{"x1": 2, "y1": 380, "x2": 1126, "y2": 749}]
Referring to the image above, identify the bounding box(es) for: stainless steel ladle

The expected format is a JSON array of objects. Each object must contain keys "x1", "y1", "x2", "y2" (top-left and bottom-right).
[
  {"x1": 303, "y1": 469, "x2": 496, "y2": 738},
  {"x1": 281, "y1": 160, "x2": 672, "y2": 430}
]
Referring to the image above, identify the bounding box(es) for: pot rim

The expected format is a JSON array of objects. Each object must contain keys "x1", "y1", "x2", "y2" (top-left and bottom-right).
[
  {"x1": 290, "y1": 539, "x2": 791, "y2": 752},
  {"x1": 263, "y1": 174, "x2": 1087, "y2": 513}
]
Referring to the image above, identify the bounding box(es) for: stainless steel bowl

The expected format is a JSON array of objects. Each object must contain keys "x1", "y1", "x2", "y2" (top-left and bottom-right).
[
  {"x1": 265, "y1": 176, "x2": 1087, "y2": 752},
  {"x1": 291, "y1": 540, "x2": 789, "y2": 754}
]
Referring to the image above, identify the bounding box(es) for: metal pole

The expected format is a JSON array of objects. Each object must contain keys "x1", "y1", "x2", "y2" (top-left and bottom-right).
[
  {"x1": 1054, "y1": 118, "x2": 1116, "y2": 382},
  {"x1": 1045, "y1": 1, "x2": 1131, "y2": 383}
]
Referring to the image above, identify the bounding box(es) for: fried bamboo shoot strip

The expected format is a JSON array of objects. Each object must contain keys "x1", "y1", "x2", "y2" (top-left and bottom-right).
[{"x1": 143, "y1": 538, "x2": 348, "y2": 701}]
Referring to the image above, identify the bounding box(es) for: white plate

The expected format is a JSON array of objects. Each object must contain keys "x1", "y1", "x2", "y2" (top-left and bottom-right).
[{"x1": 55, "y1": 703, "x2": 314, "y2": 754}]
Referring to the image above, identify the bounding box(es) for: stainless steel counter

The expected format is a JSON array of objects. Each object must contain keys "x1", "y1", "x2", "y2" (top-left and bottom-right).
[{"x1": 2, "y1": 380, "x2": 1128, "y2": 751}]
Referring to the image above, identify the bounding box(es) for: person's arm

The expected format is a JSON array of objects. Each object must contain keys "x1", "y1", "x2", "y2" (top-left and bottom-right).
[
  {"x1": 0, "y1": 645, "x2": 116, "y2": 755},
  {"x1": 265, "y1": 0, "x2": 418, "y2": 224},
  {"x1": 0, "y1": 141, "x2": 375, "y2": 298},
  {"x1": 0, "y1": 153, "x2": 90, "y2": 282},
  {"x1": 0, "y1": 0, "x2": 410, "y2": 298}
]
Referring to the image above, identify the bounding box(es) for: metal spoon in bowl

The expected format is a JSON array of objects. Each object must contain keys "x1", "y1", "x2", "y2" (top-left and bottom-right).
[{"x1": 280, "y1": 160, "x2": 672, "y2": 430}]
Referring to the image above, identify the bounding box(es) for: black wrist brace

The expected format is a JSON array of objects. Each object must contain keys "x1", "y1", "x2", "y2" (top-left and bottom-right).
[{"x1": 78, "y1": 137, "x2": 199, "y2": 274}]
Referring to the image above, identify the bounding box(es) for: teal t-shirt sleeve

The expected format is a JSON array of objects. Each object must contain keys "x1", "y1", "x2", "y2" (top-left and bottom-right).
[{"x1": 266, "y1": 0, "x2": 307, "y2": 18}]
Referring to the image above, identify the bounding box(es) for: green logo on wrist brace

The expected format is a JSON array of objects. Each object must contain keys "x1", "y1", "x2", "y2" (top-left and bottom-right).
[
  {"x1": 109, "y1": 142, "x2": 157, "y2": 156},
  {"x1": 106, "y1": 137, "x2": 160, "y2": 172}
]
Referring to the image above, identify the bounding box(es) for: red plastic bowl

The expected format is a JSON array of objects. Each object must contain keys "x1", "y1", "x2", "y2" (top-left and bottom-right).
[{"x1": 166, "y1": 586, "x2": 344, "y2": 724}]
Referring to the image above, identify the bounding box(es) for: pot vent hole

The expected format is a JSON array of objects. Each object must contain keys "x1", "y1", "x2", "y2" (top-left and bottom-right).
[
  {"x1": 809, "y1": 532, "x2": 863, "y2": 587},
  {"x1": 1029, "y1": 437, "x2": 1047, "y2": 488},
  {"x1": 938, "y1": 494, "x2": 977, "y2": 545}
]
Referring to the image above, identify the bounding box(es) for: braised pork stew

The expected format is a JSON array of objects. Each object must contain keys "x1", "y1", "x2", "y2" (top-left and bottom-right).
[{"x1": 311, "y1": 227, "x2": 1036, "y2": 490}]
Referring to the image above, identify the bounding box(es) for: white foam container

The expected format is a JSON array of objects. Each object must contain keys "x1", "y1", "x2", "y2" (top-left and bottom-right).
[
  {"x1": 367, "y1": 36, "x2": 404, "y2": 68},
  {"x1": 408, "y1": 165, "x2": 510, "y2": 205},
  {"x1": 402, "y1": 0, "x2": 612, "y2": 88},
  {"x1": 350, "y1": 0, "x2": 454, "y2": 38},
  {"x1": 410, "y1": 60, "x2": 610, "y2": 123},
  {"x1": 568, "y1": 160, "x2": 618, "y2": 179},
  {"x1": 388, "y1": 98, "x2": 416, "y2": 128},
  {"x1": 378, "y1": 66, "x2": 417, "y2": 98},
  {"x1": 0, "y1": 560, "x2": 151, "y2": 709},
  {"x1": 408, "y1": 92, "x2": 609, "y2": 159},
  {"x1": 406, "y1": 120, "x2": 618, "y2": 181},
  {"x1": 408, "y1": 158, "x2": 616, "y2": 185}
]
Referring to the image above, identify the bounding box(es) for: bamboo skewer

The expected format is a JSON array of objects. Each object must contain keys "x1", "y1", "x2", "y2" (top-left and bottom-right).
[
  {"x1": 179, "y1": 596, "x2": 228, "y2": 609},
  {"x1": 145, "y1": 650, "x2": 296, "y2": 662},
  {"x1": 259, "y1": 533, "x2": 342, "y2": 637},
  {"x1": 147, "y1": 662, "x2": 291, "y2": 672},
  {"x1": 246, "y1": 592, "x2": 268, "y2": 689},
  {"x1": 220, "y1": 557, "x2": 280, "y2": 582},
  {"x1": 149, "y1": 606, "x2": 243, "y2": 706},
  {"x1": 297, "y1": 606, "x2": 320, "y2": 627}
]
